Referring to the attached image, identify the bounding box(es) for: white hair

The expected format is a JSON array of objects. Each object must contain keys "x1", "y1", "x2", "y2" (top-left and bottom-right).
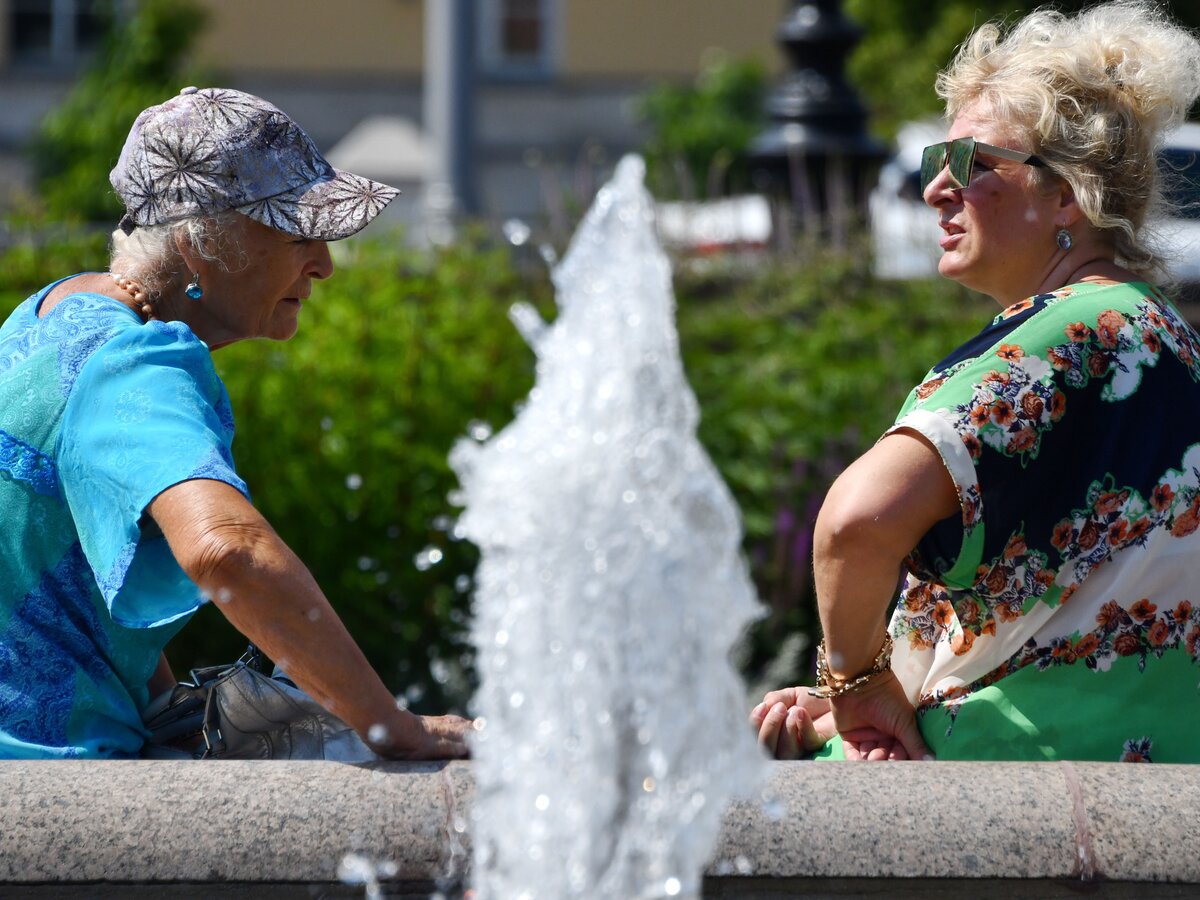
[{"x1": 108, "y1": 212, "x2": 247, "y2": 297}]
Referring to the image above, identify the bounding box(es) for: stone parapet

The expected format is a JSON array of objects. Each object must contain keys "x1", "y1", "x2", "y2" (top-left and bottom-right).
[{"x1": 0, "y1": 760, "x2": 1195, "y2": 897}]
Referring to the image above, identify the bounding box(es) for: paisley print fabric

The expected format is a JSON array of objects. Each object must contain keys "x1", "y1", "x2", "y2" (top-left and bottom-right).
[
  {"x1": 881, "y1": 281, "x2": 1200, "y2": 761},
  {"x1": 0, "y1": 280, "x2": 249, "y2": 757}
]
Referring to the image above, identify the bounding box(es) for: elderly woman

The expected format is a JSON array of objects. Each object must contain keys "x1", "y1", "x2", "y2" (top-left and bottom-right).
[
  {"x1": 753, "y1": 1, "x2": 1200, "y2": 762},
  {"x1": 0, "y1": 87, "x2": 469, "y2": 759}
]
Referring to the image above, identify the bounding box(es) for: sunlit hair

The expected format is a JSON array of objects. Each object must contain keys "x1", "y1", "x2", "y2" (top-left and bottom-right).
[
  {"x1": 108, "y1": 212, "x2": 247, "y2": 298},
  {"x1": 937, "y1": 0, "x2": 1200, "y2": 279}
]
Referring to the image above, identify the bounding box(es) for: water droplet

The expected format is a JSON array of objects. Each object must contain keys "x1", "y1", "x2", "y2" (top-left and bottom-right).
[
  {"x1": 430, "y1": 658, "x2": 451, "y2": 685},
  {"x1": 762, "y1": 797, "x2": 785, "y2": 820},
  {"x1": 453, "y1": 816, "x2": 467, "y2": 834},
  {"x1": 306, "y1": 608, "x2": 321, "y2": 622},
  {"x1": 495, "y1": 630, "x2": 509, "y2": 646},
  {"x1": 320, "y1": 417, "x2": 333, "y2": 431},
  {"x1": 538, "y1": 243, "x2": 558, "y2": 265},
  {"x1": 734, "y1": 855, "x2": 752, "y2": 874},
  {"x1": 509, "y1": 691, "x2": 525, "y2": 708},
  {"x1": 534, "y1": 794, "x2": 550, "y2": 811},
  {"x1": 664, "y1": 877, "x2": 681, "y2": 896},
  {"x1": 503, "y1": 218, "x2": 531, "y2": 246},
  {"x1": 216, "y1": 588, "x2": 232, "y2": 604},
  {"x1": 548, "y1": 639, "x2": 563, "y2": 654},
  {"x1": 367, "y1": 723, "x2": 388, "y2": 744},
  {"x1": 642, "y1": 777, "x2": 656, "y2": 792},
  {"x1": 357, "y1": 556, "x2": 374, "y2": 571},
  {"x1": 345, "y1": 473, "x2": 363, "y2": 490},
  {"x1": 472, "y1": 717, "x2": 487, "y2": 732},
  {"x1": 467, "y1": 419, "x2": 494, "y2": 442},
  {"x1": 622, "y1": 490, "x2": 637, "y2": 503},
  {"x1": 414, "y1": 546, "x2": 444, "y2": 571}
]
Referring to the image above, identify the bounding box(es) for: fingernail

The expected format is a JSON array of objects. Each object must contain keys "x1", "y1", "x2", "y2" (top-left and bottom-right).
[
  {"x1": 772, "y1": 701, "x2": 786, "y2": 714},
  {"x1": 751, "y1": 703, "x2": 765, "y2": 716}
]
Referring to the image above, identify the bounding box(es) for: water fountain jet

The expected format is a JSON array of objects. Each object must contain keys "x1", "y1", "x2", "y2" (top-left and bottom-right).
[{"x1": 451, "y1": 155, "x2": 765, "y2": 900}]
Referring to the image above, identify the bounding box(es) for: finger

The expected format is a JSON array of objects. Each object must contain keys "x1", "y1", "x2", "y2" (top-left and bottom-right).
[
  {"x1": 895, "y1": 716, "x2": 935, "y2": 762},
  {"x1": 748, "y1": 702, "x2": 767, "y2": 727},
  {"x1": 865, "y1": 743, "x2": 890, "y2": 761},
  {"x1": 888, "y1": 743, "x2": 909, "y2": 761},
  {"x1": 842, "y1": 740, "x2": 863, "y2": 761},
  {"x1": 773, "y1": 707, "x2": 803, "y2": 760},
  {"x1": 790, "y1": 706, "x2": 830, "y2": 753},
  {"x1": 760, "y1": 687, "x2": 802, "y2": 710},
  {"x1": 757, "y1": 702, "x2": 788, "y2": 755}
]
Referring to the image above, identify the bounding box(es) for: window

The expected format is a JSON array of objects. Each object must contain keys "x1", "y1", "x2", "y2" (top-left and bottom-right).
[
  {"x1": 478, "y1": 0, "x2": 558, "y2": 78},
  {"x1": 9, "y1": 0, "x2": 107, "y2": 68}
]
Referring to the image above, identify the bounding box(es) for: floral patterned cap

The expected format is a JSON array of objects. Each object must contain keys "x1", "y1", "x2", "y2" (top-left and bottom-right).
[{"x1": 110, "y1": 86, "x2": 399, "y2": 240}]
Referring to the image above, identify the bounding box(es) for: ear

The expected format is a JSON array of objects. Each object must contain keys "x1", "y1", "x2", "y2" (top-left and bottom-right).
[
  {"x1": 1054, "y1": 178, "x2": 1084, "y2": 229},
  {"x1": 172, "y1": 229, "x2": 207, "y2": 278}
]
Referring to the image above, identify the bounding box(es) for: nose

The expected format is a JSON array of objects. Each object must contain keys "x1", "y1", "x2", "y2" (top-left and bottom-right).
[
  {"x1": 922, "y1": 166, "x2": 960, "y2": 208},
  {"x1": 308, "y1": 241, "x2": 334, "y2": 280}
]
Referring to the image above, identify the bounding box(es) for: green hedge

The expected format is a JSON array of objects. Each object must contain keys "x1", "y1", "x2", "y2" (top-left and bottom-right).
[{"x1": 0, "y1": 231, "x2": 985, "y2": 709}]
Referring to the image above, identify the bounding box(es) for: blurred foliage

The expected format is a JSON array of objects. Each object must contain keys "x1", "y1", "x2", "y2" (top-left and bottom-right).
[
  {"x1": 29, "y1": 0, "x2": 213, "y2": 223},
  {"x1": 843, "y1": 0, "x2": 1200, "y2": 139},
  {"x1": 0, "y1": 230, "x2": 988, "y2": 705},
  {"x1": 635, "y1": 55, "x2": 768, "y2": 201}
]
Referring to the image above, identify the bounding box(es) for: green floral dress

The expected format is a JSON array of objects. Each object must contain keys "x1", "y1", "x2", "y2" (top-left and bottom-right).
[{"x1": 879, "y1": 281, "x2": 1200, "y2": 762}]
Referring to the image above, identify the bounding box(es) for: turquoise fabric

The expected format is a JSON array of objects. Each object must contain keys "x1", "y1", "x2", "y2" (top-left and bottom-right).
[{"x1": 0, "y1": 279, "x2": 248, "y2": 758}]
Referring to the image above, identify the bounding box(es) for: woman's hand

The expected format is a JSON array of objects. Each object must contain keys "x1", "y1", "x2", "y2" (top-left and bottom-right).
[
  {"x1": 368, "y1": 713, "x2": 473, "y2": 761},
  {"x1": 829, "y1": 670, "x2": 932, "y2": 761},
  {"x1": 749, "y1": 688, "x2": 835, "y2": 759}
]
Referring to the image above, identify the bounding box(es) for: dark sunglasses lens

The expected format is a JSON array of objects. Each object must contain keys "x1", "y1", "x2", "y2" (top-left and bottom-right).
[
  {"x1": 947, "y1": 137, "x2": 977, "y2": 188},
  {"x1": 920, "y1": 144, "x2": 947, "y2": 192}
]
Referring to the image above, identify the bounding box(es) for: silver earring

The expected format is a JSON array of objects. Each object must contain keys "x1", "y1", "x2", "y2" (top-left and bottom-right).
[
  {"x1": 1056, "y1": 228, "x2": 1073, "y2": 251},
  {"x1": 184, "y1": 273, "x2": 203, "y2": 300}
]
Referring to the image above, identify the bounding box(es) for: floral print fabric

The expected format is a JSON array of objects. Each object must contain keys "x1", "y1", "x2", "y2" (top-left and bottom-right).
[
  {"x1": 0, "y1": 281, "x2": 248, "y2": 757},
  {"x1": 885, "y1": 281, "x2": 1200, "y2": 761}
]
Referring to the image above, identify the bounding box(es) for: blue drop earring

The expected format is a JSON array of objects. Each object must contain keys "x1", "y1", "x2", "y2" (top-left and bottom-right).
[{"x1": 185, "y1": 273, "x2": 203, "y2": 300}]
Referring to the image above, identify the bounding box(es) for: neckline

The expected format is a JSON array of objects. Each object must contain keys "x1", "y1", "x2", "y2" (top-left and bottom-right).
[{"x1": 32, "y1": 274, "x2": 142, "y2": 322}]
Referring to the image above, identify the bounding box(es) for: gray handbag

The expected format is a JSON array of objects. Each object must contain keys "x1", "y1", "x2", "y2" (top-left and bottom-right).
[{"x1": 141, "y1": 646, "x2": 377, "y2": 761}]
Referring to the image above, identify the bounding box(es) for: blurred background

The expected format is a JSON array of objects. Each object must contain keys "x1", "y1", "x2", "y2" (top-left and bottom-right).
[{"x1": 1, "y1": 0, "x2": 1197, "y2": 713}]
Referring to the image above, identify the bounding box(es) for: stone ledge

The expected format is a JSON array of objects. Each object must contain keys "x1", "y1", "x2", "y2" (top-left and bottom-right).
[{"x1": 0, "y1": 760, "x2": 1194, "y2": 896}]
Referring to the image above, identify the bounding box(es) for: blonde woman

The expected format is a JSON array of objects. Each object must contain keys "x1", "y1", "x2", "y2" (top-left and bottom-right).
[{"x1": 754, "y1": 1, "x2": 1200, "y2": 762}]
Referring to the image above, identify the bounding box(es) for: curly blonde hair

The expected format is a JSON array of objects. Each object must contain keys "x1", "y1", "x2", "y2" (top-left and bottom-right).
[{"x1": 937, "y1": 0, "x2": 1200, "y2": 279}]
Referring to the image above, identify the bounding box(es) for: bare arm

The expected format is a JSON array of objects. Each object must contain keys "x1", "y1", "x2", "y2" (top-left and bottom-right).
[
  {"x1": 813, "y1": 429, "x2": 959, "y2": 760},
  {"x1": 147, "y1": 478, "x2": 468, "y2": 759},
  {"x1": 147, "y1": 652, "x2": 176, "y2": 698}
]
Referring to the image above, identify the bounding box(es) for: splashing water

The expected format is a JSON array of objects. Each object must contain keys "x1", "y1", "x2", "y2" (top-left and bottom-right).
[{"x1": 451, "y1": 155, "x2": 766, "y2": 900}]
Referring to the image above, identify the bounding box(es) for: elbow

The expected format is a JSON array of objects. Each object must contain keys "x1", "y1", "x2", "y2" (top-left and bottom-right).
[
  {"x1": 173, "y1": 518, "x2": 276, "y2": 589},
  {"x1": 814, "y1": 479, "x2": 906, "y2": 566}
]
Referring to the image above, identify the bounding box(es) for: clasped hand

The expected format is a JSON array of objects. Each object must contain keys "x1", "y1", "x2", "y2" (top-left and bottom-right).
[{"x1": 749, "y1": 670, "x2": 933, "y2": 761}]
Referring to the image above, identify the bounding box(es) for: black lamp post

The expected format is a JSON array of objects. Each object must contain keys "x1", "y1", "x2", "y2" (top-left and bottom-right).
[{"x1": 748, "y1": 0, "x2": 886, "y2": 245}]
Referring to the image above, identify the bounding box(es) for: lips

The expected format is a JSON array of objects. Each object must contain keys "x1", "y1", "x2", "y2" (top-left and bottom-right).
[{"x1": 938, "y1": 221, "x2": 964, "y2": 250}]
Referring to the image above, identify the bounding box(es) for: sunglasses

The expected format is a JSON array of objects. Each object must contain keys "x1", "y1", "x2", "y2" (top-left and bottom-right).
[{"x1": 919, "y1": 136, "x2": 1047, "y2": 192}]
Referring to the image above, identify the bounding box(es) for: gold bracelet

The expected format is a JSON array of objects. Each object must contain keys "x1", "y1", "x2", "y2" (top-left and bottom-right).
[{"x1": 807, "y1": 633, "x2": 894, "y2": 699}]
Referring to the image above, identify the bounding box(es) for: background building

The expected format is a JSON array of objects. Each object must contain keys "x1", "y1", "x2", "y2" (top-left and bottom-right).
[{"x1": 0, "y1": 0, "x2": 787, "y2": 226}]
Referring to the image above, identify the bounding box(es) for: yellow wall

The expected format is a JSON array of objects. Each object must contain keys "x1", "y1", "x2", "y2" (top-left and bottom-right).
[
  {"x1": 190, "y1": 0, "x2": 783, "y2": 79},
  {"x1": 563, "y1": 0, "x2": 787, "y2": 77},
  {"x1": 192, "y1": 0, "x2": 424, "y2": 75}
]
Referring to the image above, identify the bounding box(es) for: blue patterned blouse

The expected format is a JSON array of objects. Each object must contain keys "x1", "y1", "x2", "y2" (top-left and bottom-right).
[{"x1": 0, "y1": 278, "x2": 249, "y2": 758}]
